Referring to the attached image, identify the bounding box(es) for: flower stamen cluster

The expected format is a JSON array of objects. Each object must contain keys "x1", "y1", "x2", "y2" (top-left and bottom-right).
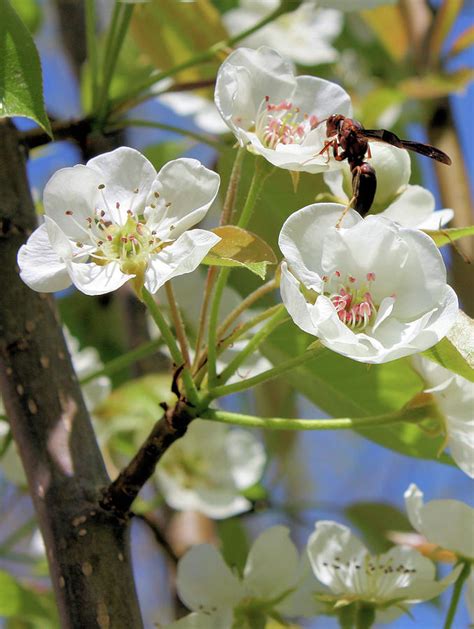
[
  {"x1": 256, "y1": 96, "x2": 318, "y2": 149},
  {"x1": 322, "y1": 271, "x2": 378, "y2": 330}
]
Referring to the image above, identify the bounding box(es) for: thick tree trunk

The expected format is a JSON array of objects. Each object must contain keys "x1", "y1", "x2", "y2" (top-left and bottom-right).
[{"x1": 0, "y1": 120, "x2": 144, "y2": 628}]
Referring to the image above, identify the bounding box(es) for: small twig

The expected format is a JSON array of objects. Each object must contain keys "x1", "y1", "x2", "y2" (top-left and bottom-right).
[
  {"x1": 18, "y1": 118, "x2": 93, "y2": 150},
  {"x1": 165, "y1": 282, "x2": 191, "y2": 368},
  {"x1": 134, "y1": 513, "x2": 178, "y2": 564},
  {"x1": 100, "y1": 399, "x2": 196, "y2": 516}
]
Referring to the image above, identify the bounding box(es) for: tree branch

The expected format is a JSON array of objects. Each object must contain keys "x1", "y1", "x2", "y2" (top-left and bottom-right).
[
  {"x1": 100, "y1": 399, "x2": 195, "y2": 516},
  {"x1": 0, "y1": 120, "x2": 143, "y2": 628}
]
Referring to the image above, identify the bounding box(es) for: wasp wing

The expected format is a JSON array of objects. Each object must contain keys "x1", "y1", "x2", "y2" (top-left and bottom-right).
[{"x1": 363, "y1": 129, "x2": 451, "y2": 165}]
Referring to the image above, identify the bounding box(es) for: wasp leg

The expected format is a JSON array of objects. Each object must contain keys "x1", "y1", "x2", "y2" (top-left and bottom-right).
[{"x1": 336, "y1": 197, "x2": 356, "y2": 228}]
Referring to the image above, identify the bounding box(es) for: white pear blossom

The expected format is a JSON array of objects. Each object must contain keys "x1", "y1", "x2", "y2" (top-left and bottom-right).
[
  {"x1": 411, "y1": 355, "x2": 474, "y2": 477},
  {"x1": 307, "y1": 520, "x2": 462, "y2": 623},
  {"x1": 156, "y1": 419, "x2": 265, "y2": 519},
  {"x1": 404, "y1": 485, "x2": 474, "y2": 626},
  {"x1": 166, "y1": 526, "x2": 318, "y2": 628},
  {"x1": 18, "y1": 148, "x2": 220, "y2": 296},
  {"x1": 223, "y1": 1, "x2": 343, "y2": 66},
  {"x1": 323, "y1": 143, "x2": 454, "y2": 228},
  {"x1": 214, "y1": 46, "x2": 352, "y2": 172},
  {"x1": 279, "y1": 203, "x2": 458, "y2": 364},
  {"x1": 404, "y1": 485, "x2": 474, "y2": 563}
]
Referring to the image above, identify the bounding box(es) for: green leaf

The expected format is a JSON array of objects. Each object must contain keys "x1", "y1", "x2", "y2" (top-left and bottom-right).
[
  {"x1": 447, "y1": 25, "x2": 474, "y2": 59},
  {"x1": 345, "y1": 502, "x2": 412, "y2": 553},
  {"x1": 9, "y1": 0, "x2": 42, "y2": 33},
  {"x1": 143, "y1": 141, "x2": 188, "y2": 171},
  {"x1": 216, "y1": 518, "x2": 249, "y2": 577},
  {"x1": 203, "y1": 226, "x2": 278, "y2": 279},
  {"x1": 428, "y1": 0, "x2": 463, "y2": 66},
  {"x1": 131, "y1": 0, "x2": 227, "y2": 85},
  {"x1": 0, "y1": 570, "x2": 57, "y2": 624},
  {"x1": 218, "y1": 148, "x2": 327, "y2": 299},
  {"x1": 424, "y1": 225, "x2": 474, "y2": 247},
  {"x1": 400, "y1": 69, "x2": 474, "y2": 99},
  {"x1": 357, "y1": 87, "x2": 406, "y2": 129},
  {"x1": 261, "y1": 322, "x2": 453, "y2": 464},
  {"x1": 360, "y1": 4, "x2": 409, "y2": 62},
  {"x1": 422, "y1": 320, "x2": 474, "y2": 383},
  {"x1": 0, "y1": 0, "x2": 51, "y2": 136}
]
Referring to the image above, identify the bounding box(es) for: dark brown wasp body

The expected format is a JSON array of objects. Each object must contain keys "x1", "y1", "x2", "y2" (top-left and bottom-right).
[{"x1": 320, "y1": 114, "x2": 452, "y2": 217}]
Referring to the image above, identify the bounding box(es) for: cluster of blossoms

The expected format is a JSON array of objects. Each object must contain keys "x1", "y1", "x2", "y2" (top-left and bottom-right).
[
  {"x1": 165, "y1": 485, "x2": 471, "y2": 628},
  {"x1": 14, "y1": 36, "x2": 472, "y2": 628}
]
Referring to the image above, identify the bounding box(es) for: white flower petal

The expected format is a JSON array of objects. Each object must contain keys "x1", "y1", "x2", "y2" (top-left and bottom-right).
[
  {"x1": 223, "y1": 3, "x2": 343, "y2": 67},
  {"x1": 87, "y1": 147, "x2": 157, "y2": 223},
  {"x1": 365, "y1": 143, "x2": 411, "y2": 209},
  {"x1": 145, "y1": 159, "x2": 220, "y2": 239},
  {"x1": 18, "y1": 223, "x2": 71, "y2": 293},
  {"x1": 280, "y1": 263, "x2": 319, "y2": 336},
  {"x1": 307, "y1": 521, "x2": 367, "y2": 594},
  {"x1": 177, "y1": 544, "x2": 243, "y2": 612},
  {"x1": 243, "y1": 526, "x2": 299, "y2": 599},
  {"x1": 215, "y1": 46, "x2": 295, "y2": 138},
  {"x1": 67, "y1": 260, "x2": 133, "y2": 296},
  {"x1": 404, "y1": 484, "x2": 474, "y2": 560},
  {"x1": 144, "y1": 229, "x2": 220, "y2": 294},
  {"x1": 411, "y1": 356, "x2": 474, "y2": 478},
  {"x1": 418, "y1": 208, "x2": 454, "y2": 230},
  {"x1": 226, "y1": 429, "x2": 266, "y2": 490},
  {"x1": 279, "y1": 203, "x2": 361, "y2": 290},
  {"x1": 381, "y1": 185, "x2": 435, "y2": 227},
  {"x1": 157, "y1": 420, "x2": 264, "y2": 519},
  {"x1": 293, "y1": 75, "x2": 351, "y2": 123},
  {"x1": 43, "y1": 164, "x2": 104, "y2": 240}
]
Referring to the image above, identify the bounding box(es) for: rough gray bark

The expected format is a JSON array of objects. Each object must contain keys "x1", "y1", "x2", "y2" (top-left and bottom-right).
[{"x1": 0, "y1": 120, "x2": 144, "y2": 629}]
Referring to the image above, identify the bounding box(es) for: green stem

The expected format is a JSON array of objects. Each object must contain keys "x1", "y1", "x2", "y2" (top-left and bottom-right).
[
  {"x1": 198, "y1": 406, "x2": 429, "y2": 431},
  {"x1": 85, "y1": 0, "x2": 98, "y2": 111},
  {"x1": 106, "y1": 118, "x2": 225, "y2": 149},
  {"x1": 217, "y1": 277, "x2": 277, "y2": 337},
  {"x1": 80, "y1": 339, "x2": 162, "y2": 385},
  {"x1": 207, "y1": 267, "x2": 231, "y2": 386},
  {"x1": 207, "y1": 343, "x2": 326, "y2": 401},
  {"x1": 443, "y1": 561, "x2": 471, "y2": 629},
  {"x1": 96, "y1": 2, "x2": 134, "y2": 126},
  {"x1": 194, "y1": 303, "x2": 282, "y2": 387},
  {"x1": 355, "y1": 604, "x2": 375, "y2": 629},
  {"x1": 192, "y1": 267, "x2": 217, "y2": 371},
  {"x1": 236, "y1": 158, "x2": 271, "y2": 229},
  {"x1": 142, "y1": 288, "x2": 199, "y2": 405},
  {"x1": 108, "y1": 3, "x2": 289, "y2": 115},
  {"x1": 192, "y1": 148, "x2": 246, "y2": 371},
  {"x1": 221, "y1": 146, "x2": 246, "y2": 226},
  {"x1": 216, "y1": 305, "x2": 287, "y2": 385},
  {"x1": 165, "y1": 281, "x2": 191, "y2": 368}
]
